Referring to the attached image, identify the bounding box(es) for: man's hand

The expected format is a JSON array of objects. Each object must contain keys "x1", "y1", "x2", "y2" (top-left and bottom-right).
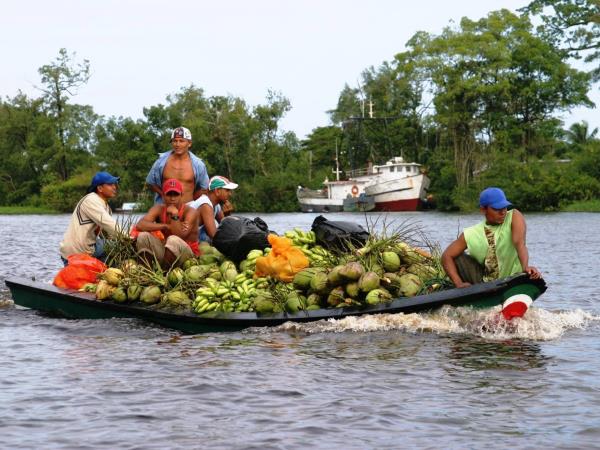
[
  {"x1": 222, "y1": 200, "x2": 234, "y2": 216},
  {"x1": 166, "y1": 205, "x2": 178, "y2": 216},
  {"x1": 525, "y1": 266, "x2": 542, "y2": 279},
  {"x1": 180, "y1": 221, "x2": 190, "y2": 233},
  {"x1": 455, "y1": 281, "x2": 472, "y2": 288}
]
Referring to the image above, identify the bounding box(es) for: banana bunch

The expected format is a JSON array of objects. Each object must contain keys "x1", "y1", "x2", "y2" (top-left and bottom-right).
[
  {"x1": 284, "y1": 228, "x2": 316, "y2": 246},
  {"x1": 192, "y1": 271, "x2": 270, "y2": 314},
  {"x1": 299, "y1": 244, "x2": 334, "y2": 265},
  {"x1": 239, "y1": 248, "x2": 265, "y2": 272},
  {"x1": 281, "y1": 228, "x2": 336, "y2": 265}
]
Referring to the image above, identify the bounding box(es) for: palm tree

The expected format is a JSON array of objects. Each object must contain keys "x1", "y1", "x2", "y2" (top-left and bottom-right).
[{"x1": 565, "y1": 121, "x2": 599, "y2": 145}]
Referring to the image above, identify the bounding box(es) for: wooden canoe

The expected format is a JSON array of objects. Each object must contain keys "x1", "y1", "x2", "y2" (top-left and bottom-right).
[{"x1": 5, "y1": 274, "x2": 547, "y2": 334}]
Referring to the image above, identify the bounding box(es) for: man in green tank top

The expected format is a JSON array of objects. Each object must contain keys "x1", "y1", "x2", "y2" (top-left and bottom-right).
[{"x1": 441, "y1": 187, "x2": 542, "y2": 288}]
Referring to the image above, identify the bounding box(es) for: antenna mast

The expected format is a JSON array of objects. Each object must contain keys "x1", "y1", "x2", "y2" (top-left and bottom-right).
[{"x1": 333, "y1": 138, "x2": 342, "y2": 181}]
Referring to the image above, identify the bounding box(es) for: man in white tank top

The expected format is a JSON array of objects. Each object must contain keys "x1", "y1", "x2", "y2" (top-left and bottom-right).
[{"x1": 188, "y1": 175, "x2": 238, "y2": 242}]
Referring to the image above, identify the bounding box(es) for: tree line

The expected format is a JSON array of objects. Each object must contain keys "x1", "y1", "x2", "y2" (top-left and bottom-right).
[{"x1": 0, "y1": 1, "x2": 598, "y2": 212}]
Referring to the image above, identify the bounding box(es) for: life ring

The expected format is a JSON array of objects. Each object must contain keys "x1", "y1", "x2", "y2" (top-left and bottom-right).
[{"x1": 351, "y1": 185, "x2": 359, "y2": 197}]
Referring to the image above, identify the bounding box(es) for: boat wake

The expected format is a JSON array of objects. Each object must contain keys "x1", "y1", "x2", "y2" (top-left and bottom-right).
[{"x1": 274, "y1": 306, "x2": 600, "y2": 341}]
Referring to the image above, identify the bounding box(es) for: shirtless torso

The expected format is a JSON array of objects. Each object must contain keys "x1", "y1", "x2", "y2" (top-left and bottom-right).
[{"x1": 162, "y1": 154, "x2": 197, "y2": 203}]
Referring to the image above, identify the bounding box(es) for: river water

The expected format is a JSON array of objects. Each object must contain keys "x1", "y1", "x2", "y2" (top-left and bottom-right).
[{"x1": 1, "y1": 212, "x2": 599, "y2": 449}]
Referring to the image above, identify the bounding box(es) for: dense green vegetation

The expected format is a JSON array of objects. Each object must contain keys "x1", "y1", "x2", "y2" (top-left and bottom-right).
[{"x1": 1, "y1": 1, "x2": 598, "y2": 213}]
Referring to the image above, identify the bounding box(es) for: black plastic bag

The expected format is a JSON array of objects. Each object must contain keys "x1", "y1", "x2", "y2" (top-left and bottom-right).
[
  {"x1": 311, "y1": 215, "x2": 370, "y2": 252},
  {"x1": 212, "y1": 216, "x2": 271, "y2": 264}
]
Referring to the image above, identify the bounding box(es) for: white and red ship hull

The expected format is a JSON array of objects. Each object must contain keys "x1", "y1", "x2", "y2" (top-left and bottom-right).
[{"x1": 297, "y1": 157, "x2": 430, "y2": 213}]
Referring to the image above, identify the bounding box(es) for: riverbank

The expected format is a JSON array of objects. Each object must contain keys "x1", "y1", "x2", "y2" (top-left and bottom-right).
[
  {"x1": 1, "y1": 199, "x2": 599, "y2": 215},
  {"x1": 561, "y1": 199, "x2": 600, "y2": 212},
  {"x1": 0, "y1": 206, "x2": 59, "y2": 214}
]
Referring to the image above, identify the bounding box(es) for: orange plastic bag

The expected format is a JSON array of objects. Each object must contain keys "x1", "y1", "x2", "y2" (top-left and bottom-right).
[
  {"x1": 129, "y1": 225, "x2": 165, "y2": 241},
  {"x1": 53, "y1": 254, "x2": 108, "y2": 289},
  {"x1": 255, "y1": 234, "x2": 309, "y2": 283}
]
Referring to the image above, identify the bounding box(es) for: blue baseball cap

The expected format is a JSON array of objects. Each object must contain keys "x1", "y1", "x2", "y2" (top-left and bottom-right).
[
  {"x1": 479, "y1": 187, "x2": 512, "y2": 209},
  {"x1": 87, "y1": 171, "x2": 120, "y2": 193}
]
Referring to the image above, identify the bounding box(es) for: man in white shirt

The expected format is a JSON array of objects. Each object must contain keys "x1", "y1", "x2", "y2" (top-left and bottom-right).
[
  {"x1": 188, "y1": 175, "x2": 238, "y2": 242},
  {"x1": 59, "y1": 172, "x2": 120, "y2": 264}
]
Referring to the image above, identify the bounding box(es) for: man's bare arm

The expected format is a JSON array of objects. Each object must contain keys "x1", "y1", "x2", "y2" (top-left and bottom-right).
[
  {"x1": 147, "y1": 184, "x2": 163, "y2": 201},
  {"x1": 511, "y1": 209, "x2": 541, "y2": 279},
  {"x1": 199, "y1": 204, "x2": 219, "y2": 238},
  {"x1": 136, "y1": 206, "x2": 168, "y2": 232},
  {"x1": 441, "y1": 233, "x2": 471, "y2": 288}
]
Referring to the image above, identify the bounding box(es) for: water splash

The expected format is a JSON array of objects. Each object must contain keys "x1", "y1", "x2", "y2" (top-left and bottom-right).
[{"x1": 275, "y1": 306, "x2": 599, "y2": 341}]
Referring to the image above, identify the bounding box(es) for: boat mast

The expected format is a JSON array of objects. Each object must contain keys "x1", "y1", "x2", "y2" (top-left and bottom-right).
[{"x1": 333, "y1": 138, "x2": 342, "y2": 181}]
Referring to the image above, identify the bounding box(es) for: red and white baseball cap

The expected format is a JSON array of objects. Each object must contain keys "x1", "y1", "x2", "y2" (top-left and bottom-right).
[
  {"x1": 170, "y1": 126, "x2": 192, "y2": 141},
  {"x1": 163, "y1": 178, "x2": 183, "y2": 195}
]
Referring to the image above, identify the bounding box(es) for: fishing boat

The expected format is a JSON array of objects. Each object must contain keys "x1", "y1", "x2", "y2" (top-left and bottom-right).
[
  {"x1": 342, "y1": 194, "x2": 376, "y2": 212},
  {"x1": 5, "y1": 274, "x2": 546, "y2": 334},
  {"x1": 297, "y1": 157, "x2": 430, "y2": 213}
]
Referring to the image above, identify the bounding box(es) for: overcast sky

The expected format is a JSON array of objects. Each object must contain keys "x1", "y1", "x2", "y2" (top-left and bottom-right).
[{"x1": 1, "y1": 0, "x2": 597, "y2": 139}]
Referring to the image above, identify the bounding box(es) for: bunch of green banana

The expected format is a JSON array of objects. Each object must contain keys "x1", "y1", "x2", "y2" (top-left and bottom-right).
[
  {"x1": 284, "y1": 228, "x2": 316, "y2": 247},
  {"x1": 238, "y1": 249, "x2": 265, "y2": 272},
  {"x1": 192, "y1": 273, "x2": 270, "y2": 314},
  {"x1": 299, "y1": 244, "x2": 334, "y2": 265}
]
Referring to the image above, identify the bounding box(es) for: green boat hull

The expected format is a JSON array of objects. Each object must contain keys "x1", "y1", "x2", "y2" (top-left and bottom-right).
[{"x1": 5, "y1": 274, "x2": 547, "y2": 334}]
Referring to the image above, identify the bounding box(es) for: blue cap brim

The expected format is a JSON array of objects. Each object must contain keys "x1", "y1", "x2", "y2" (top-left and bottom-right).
[{"x1": 489, "y1": 200, "x2": 512, "y2": 209}]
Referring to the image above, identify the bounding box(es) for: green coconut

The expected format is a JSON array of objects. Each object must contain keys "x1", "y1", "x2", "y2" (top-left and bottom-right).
[
  {"x1": 327, "y1": 286, "x2": 345, "y2": 307},
  {"x1": 220, "y1": 261, "x2": 236, "y2": 274},
  {"x1": 382, "y1": 251, "x2": 401, "y2": 272},
  {"x1": 102, "y1": 268, "x2": 124, "y2": 286},
  {"x1": 339, "y1": 262, "x2": 365, "y2": 281},
  {"x1": 185, "y1": 265, "x2": 210, "y2": 282},
  {"x1": 95, "y1": 280, "x2": 114, "y2": 301},
  {"x1": 127, "y1": 284, "x2": 142, "y2": 301},
  {"x1": 358, "y1": 271, "x2": 380, "y2": 293},
  {"x1": 293, "y1": 268, "x2": 318, "y2": 290},
  {"x1": 370, "y1": 263, "x2": 385, "y2": 277},
  {"x1": 380, "y1": 273, "x2": 401, "y2": 295},
  {"x1": 163, "y1": 290, "x2": 191, "y2": 307},
  {"x1": 398, "y1": 273, "x2": 422, "y2": 297},
  {"x1": 182, "y1": 258, "x2": 198, "y2": 270},
  {"x1": 365, "y1": 288, "x2": 393, "y2": 305},
  {"x1": 395, "y1": 242, "x2": 426, "y2": 265},
  {"x1": 223, "y1": 268, "x2": 238, "y2": 283},
  {"x1": 310, "y1": 271, "x2": 329, "y2": 294},
  {"x1": 167, "y1": 268, "x2": 185, "y2": 287},
  {"x1": 111, "y1": 287, "x2": 128, "y2": 303},
  {"x1": 285, "y1": 291, "x2": 306, "y2": 313},
  {"x1": 198, "y1": 254, "x2": 221, "y2": 265},
  {"x1": 306, "y1": 293, "x2": 323, "y2": 307},
  {"x1": 140, "y1": 285, "x2": 162, "y2": 304},
  {"x1": 254, "y1": 298, "x2": 275, "y2": 314},
  {"x1": 345, "y1": 281, "x2": 361, "y2": 298},
  {"x1": 407, "y1": 263, "x2": 438, "y2": 280},
  {"x1": 207, "y1": 268, "x2": 222, "y2": 281},
  {"x1": 199, "y1": 244, "x2": 224, "y2": 260},
  {"x1": 327, "y1": 265, "x2": 346, "y2": 287},
  {"x1": 121, "y1": 259, "x2": 139, "y2": 273}
]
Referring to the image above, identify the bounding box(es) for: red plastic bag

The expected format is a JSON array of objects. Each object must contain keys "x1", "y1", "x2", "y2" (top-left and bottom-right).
[{"x1": 53, "y1": 254, "x2": 107, "y2": 289}]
